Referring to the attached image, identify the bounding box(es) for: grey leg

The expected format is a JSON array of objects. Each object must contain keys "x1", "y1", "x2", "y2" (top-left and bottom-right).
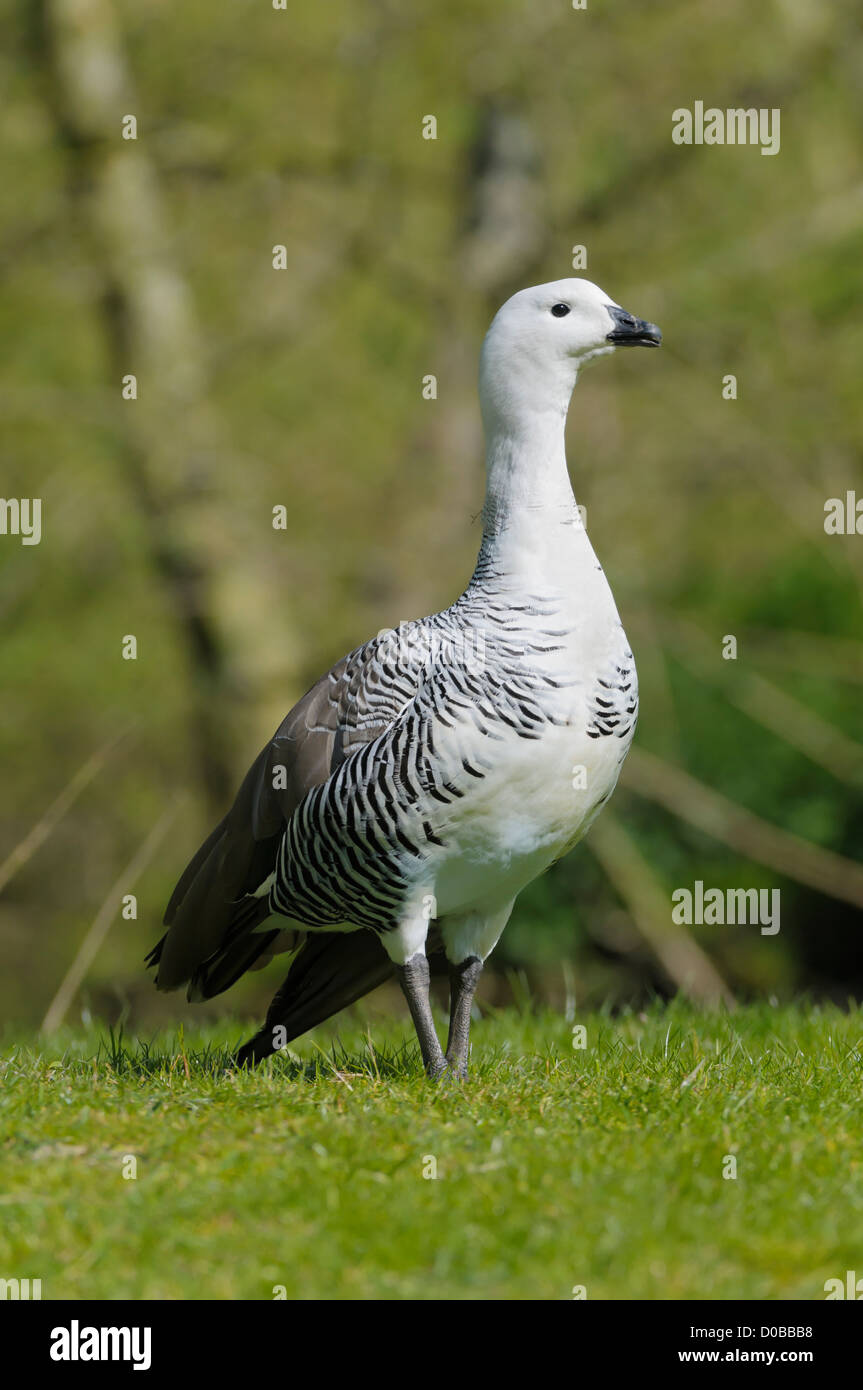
[
  {"x1": 444, "y1": 955, "x2": 483, "y2": 1078},
  {"x1": 397, "y1": 954, "x2": 446, "y2": 1078}
]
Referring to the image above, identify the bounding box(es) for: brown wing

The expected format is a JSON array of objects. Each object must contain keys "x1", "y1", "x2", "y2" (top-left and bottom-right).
[{"x1": 150, "y1": 638, "x2": 414, "y2": 995}]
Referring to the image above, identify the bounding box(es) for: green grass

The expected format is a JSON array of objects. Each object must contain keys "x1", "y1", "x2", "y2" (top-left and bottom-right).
[{"x1": 1, "y1": 1000, "x2": 861, "y2": 1300}]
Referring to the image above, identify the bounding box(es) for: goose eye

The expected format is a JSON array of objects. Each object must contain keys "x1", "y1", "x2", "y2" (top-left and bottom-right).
[{"x1": 551, "y1": 303, "x2": 570, "y2": 318}]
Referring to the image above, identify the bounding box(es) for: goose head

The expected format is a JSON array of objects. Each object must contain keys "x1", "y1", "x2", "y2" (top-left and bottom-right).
[{"x1": 479, "y1": 277, "x2": 661, "y2": 434}]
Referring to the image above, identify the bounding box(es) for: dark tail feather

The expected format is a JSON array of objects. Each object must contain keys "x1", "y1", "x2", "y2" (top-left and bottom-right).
[
  {"x1": 145, "y1": 934, "x2": 166, "y2": 969},
  {"x1": 234, "y1": 930, "x2": 396, "y2": 1067},
  {"x1": 189, "y1": 933, "x2": 279, "y2": 1002},
  {"x1": 187, "y1": 895, "x2": 275, "y2": 1001}
]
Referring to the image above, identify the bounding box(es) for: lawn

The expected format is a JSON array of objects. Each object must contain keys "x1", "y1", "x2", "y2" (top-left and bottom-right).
[{"x1": 1, "y1": 1000, "x2": 860, "y2": 1300}]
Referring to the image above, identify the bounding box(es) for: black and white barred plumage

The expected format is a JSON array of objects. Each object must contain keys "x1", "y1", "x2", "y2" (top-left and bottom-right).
[{"x1": 267, "y1": 559, "x2": 625, "y2": 937}]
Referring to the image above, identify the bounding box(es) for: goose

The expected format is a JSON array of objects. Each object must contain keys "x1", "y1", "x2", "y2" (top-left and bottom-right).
[{"x1": 147, "y1": 277, "x2": 661, "y2": 1078}]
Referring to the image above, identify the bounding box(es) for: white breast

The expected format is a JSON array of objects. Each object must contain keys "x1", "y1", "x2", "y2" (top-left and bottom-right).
[{"x1": 430, "y1": 524, "x2": 637, "y2": 917}]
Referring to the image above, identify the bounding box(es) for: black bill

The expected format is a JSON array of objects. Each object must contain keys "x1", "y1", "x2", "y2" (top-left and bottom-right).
[{"x1": 605, "y1": 303, "x2": 662, "y2": 347}]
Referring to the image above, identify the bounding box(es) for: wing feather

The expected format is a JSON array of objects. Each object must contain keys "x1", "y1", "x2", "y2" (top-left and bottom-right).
[{"x1": 150, "y1": 637, "x2": 421, "y2": 994}]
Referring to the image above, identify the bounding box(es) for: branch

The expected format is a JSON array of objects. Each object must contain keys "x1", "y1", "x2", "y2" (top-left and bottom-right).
[
  {"x1": 41, "y1": 800, "x2": 181, "y2": 1034},
  {"x1": 623, "y1": 747, "x2": 863, "y2": 911},
  {"x1": 0, "y1": 726, "x2": 134, "y2": 896},
  {"x1": 586, "y1": 811, "x2": 735, "y2": 1007}
]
